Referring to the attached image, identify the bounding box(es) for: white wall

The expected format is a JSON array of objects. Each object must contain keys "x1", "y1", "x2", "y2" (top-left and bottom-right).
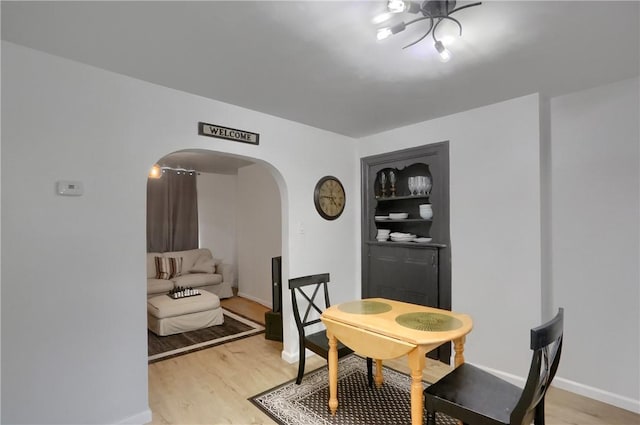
[
  {"x1": 358, "y1": 94, "x2": 543, "y2": 380},
  {"x1": 1, "y1": 41, "x2": 358, "y2": 424},
  {"x1": 196, "y1": 172, "x2": 238, "y2": 283},
  {"x1": 2, "y1": 39, "x2": 638, "y2": 424},
  {"x1": 236, "y1": 164, "x2": 281, "y2": 307},
  {"x1": 357, "y1": 81, "x2": 640, "y2": 412},
  {"x1": 549, "y1": 77, "x2": 640, "y2": 411}
]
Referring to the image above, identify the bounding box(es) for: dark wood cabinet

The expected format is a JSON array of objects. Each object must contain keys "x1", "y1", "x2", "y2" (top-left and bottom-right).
[
  {"x1": 366, "y1": 245, "x2": 439, "y2": 306},
  {"x1": 361, "y1": 142, "x2": 451, "y2": 362}
]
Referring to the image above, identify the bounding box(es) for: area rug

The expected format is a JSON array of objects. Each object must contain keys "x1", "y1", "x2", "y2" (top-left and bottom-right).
[
  {"x1": 148, "y1": 308, "x2": 265, "y2": 362},
  {"x1": 250, "y1": 355, "x2": 457, "y2": 425}
]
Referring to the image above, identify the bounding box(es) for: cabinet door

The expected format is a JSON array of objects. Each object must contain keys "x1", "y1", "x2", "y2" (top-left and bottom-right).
[{"x1": 366, "y1": 245, "x2": 439, "y2": 307}]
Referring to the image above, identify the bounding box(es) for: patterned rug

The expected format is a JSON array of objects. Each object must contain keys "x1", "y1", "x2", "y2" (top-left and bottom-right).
[
  {"x1": 250, "y1": 355, "x2": 458, "y2": 425},
  {"x1": 148, "y1": 309, "x2": 264, "y2": 362}
]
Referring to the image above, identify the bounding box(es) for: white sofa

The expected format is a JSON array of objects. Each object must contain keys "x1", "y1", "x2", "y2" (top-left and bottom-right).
[{"x1": 146, "y1": 248, "x2": 234, "y2": 299}]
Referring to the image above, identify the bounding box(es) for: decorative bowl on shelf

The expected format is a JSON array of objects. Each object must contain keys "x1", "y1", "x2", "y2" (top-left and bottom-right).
[
  {"x1": 413, "y1": 237, "x2": 433, "y2": 243},
  {"x1": 374, "y1": 215, "x2": 389, "y2": 220},
  {"x1": 388, "y1": 212, "x2": 409, "y2": 220}
]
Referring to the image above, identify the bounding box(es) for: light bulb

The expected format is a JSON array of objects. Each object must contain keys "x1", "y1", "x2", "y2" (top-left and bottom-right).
[
  {"x1": 377, "y1": 22, "x2": 407, "y2": 41},
  {"x1": 434, "y1": 40, "x2": 451, "y2": 62},
  {"x1": 372, "y1": 12, "x2": 392, "y2": 24},
  {"x1": 387, "y1": 0, "x2": 406, "y2": 13},
  {"x1": 377, "y1": 27, "x2": 393, "y2": 41},
  {"x1": 435, "y1": 19, "x2": 461, "y2": 47}
]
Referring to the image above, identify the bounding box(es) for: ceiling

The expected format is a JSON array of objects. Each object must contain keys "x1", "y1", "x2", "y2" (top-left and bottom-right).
[{"x1": 2, "y1": 1, "x2": 639, "y2": 141}]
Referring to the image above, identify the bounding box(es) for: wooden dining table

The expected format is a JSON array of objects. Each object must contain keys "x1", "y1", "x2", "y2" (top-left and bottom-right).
[{"x1": 321, "y1": 298, "x2": 473, "y2": 425}]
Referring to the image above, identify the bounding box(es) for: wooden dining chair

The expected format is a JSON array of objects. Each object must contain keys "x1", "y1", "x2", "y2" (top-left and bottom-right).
[
  {"x1": 289, "y1": 273, "x2": 373, "y2": 385},
  {"x1": 424, "y1": 308, "x2": 564, "y2": 425}
]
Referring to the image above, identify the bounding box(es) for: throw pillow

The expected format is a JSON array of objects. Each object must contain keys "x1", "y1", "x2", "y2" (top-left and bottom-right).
[
  {"x1": 155, "y1": 256, "x2": 170, "y2": 280},
  {"x1": 155, "y1": 256, "x2": 183, "y2": 279},
  {"x1": 190, "y1": 257, "x2": 216, "y2": 274},
  {"x1": 167, "y1": 257, "x2": 183, "y2": 279}
]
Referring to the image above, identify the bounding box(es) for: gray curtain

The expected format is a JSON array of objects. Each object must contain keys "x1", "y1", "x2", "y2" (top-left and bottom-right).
[{"x1": 147, "y1": 171, "x2": 199, "y2": 252}]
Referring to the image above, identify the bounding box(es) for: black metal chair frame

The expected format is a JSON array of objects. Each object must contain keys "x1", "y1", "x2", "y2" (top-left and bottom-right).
[
  {"x1": 425, "y1": 308, "x2": 564, "y2": 425},
  {"x1": 289, "y1": 273, "x2": 373, "y2": 385}
]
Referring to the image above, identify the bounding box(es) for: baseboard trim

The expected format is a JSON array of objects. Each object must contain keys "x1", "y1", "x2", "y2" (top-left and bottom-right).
[
  {"x1": 281, "y1": 349, "x2": 297, "y2": 364},
  {"x1": 116, "y1": 408, "x2": 152, "y2": 424},
  {"x1": 467, "y1": 362, "x2": 640, "y2": 414},
  {"x1": 281, "y1": 348, "x2": 317, "y2": 364},
  {"x1": 237, "y1": 291, "x2": 271, "y2": 309},
  {"x1": 552, "y1": 376, "x2": 640, "y2": 414},
  {"x1": 467, "y1": 362, "x2": 526, "y2": 387}
]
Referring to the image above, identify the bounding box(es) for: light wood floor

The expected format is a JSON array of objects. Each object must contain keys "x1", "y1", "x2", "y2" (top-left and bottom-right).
[
  {"x1": 148, "y1": 297, "x2": 640, "y2": 425},
  {"x1": 220, "y1": 295, "x2": 269, "y2": 325}
]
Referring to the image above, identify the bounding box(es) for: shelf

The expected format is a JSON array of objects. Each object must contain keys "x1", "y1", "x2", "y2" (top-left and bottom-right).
[
  {"x1": 366, "y1": 241, "x2": 447, "y2": 248},
  {"x1": 375, "y1": 218, "x2": 432, "y2": 223},
  {"x1": 376, "y1": 195, "x2": 429, "y2": 202}
]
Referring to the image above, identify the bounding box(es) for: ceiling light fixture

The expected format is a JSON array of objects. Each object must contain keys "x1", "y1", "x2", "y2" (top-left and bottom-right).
[{"x1": 376, "y1": 0, "x2": 481, "y2": 60}]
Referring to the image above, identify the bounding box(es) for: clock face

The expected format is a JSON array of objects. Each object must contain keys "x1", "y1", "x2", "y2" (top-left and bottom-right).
[{"x1": 314, "y1": 176, "x2": 346, "y2": 220}]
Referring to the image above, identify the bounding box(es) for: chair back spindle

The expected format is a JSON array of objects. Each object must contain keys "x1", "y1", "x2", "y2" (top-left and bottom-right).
[
  {"x1": 424, "y1": 308, "x2": 564, "y2": 425},
  {"x1": 289, "y1": 273, "x2": 331, "y2": 340},
  {"x1": 511, "y1": 308, "x2": 564, "y2": 425}
]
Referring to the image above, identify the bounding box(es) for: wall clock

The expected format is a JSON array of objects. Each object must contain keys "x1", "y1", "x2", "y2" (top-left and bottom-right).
[{"x1": 314, "y1": 176, "x2": 346, "y2": 220}]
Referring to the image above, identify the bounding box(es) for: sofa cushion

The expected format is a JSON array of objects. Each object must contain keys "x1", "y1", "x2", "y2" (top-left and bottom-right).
[
  {"x1": 190, "y1": 257, "x2": 217, "y2": 274},
  {"x1": 147, "y1": 278, "x2": 175, "y2": 296},
  {"x1": 174, "y1": 273, "x2": 222, "y2": 287},
  {"x1": 155, "y1": 256, "x2": 183, "y2": 279},
  {"x1": 169, "y1": 248, "x2": 214, "y2": 273}
]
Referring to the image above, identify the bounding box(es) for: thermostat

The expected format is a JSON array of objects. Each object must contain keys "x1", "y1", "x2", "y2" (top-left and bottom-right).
[{"x1": 57, "y1": 180, "x2": 84, "y2": 196}]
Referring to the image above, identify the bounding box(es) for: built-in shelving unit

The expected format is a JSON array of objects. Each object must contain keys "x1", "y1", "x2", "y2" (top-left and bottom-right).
[{"x1": 361, "y1": 142, "x2": 451, "y2": 363}]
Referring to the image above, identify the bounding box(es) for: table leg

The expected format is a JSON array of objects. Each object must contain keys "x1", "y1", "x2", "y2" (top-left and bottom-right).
[
  {"x1": 375, "y1": 359, "x2": 384, "y2": 388},
  {"x1": 327, "y1": 330, "x2": 338, "y2": 415},
  {"x1": 407, "y1": 349, "x2": 426, "y2": 425},
  {"x1": 453, "y1": 335, "x2": 466, "y2": 367}
]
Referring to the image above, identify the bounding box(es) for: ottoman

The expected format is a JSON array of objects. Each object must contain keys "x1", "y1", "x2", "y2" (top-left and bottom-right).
[{"x1": 147, "y1": 290, "x2": 224, "y2": 336}]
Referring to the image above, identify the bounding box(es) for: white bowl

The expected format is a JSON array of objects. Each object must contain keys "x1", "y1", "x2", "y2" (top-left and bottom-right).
[{"x1": 374, "y1": 215, "x2": 388, "y2": 220}]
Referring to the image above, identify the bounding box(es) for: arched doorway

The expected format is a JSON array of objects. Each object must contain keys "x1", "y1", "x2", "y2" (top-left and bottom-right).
[{"x1": 145, "y1": 148, "x2": 286, "y2": 358}]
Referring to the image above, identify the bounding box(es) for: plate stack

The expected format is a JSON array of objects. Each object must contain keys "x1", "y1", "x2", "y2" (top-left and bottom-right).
[
  {"x1": 389, "y1": 212, "x2": 409, "y2": 220},
  {"x1": 376, "y1": 229, "x2": 391, "y2": 241},
  {"x1": 390, "y1": 232, "x2": 416, "y2": 242}
]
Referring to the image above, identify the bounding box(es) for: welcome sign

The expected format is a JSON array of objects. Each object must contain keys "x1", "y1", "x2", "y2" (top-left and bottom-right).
[{"x1": 198, "y1": 122, "x2": 260, "y2": 145}]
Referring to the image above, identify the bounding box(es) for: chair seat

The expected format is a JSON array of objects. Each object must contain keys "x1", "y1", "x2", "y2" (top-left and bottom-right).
[
  {"x1": 425, "y1": 363, "x2": 522, "y2": 425},
  {"x1": 305, "y1": 330, "x2": 353, "y2": 358}
]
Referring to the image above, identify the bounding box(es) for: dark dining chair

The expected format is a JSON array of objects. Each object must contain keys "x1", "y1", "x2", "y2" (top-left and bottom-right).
[
  {"x1": 289, "y1": 273, "x2": 373, "y2": 386},
  {"x1": 424, "y1": 308, "x2": 564, "y2": 425}
]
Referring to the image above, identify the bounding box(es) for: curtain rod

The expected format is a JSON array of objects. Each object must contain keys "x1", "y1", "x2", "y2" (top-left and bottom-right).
[
  {"x1": 160, "y1": 166, "x2": 199, "y2": 175},
  {"x1": 160, "y1": 166, "x2": 200, "y2": 176}
]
